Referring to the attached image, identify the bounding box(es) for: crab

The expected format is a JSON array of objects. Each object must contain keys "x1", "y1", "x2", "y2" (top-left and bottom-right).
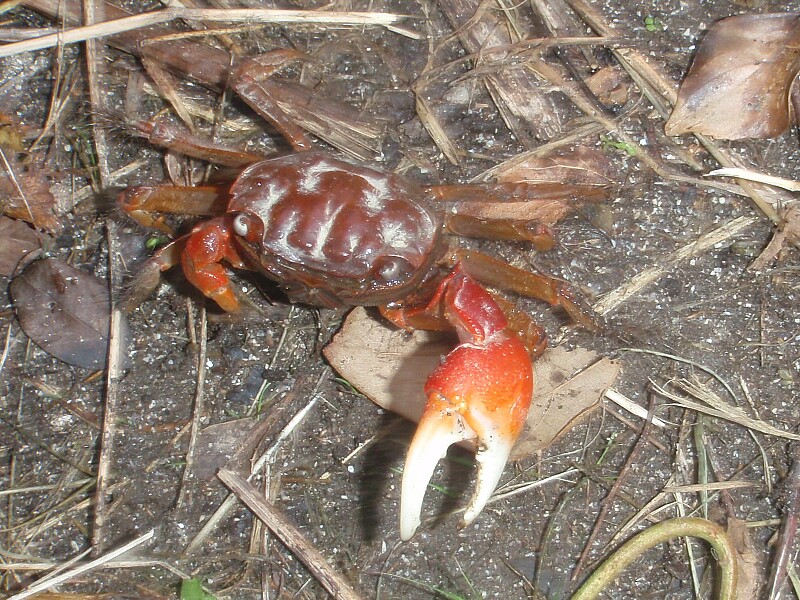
[
  {"x1": 97, "y1": 29, "x2": 602, "y2": 535},
  {"x1": 120, "y1": 144, "x2": 601, "y2": 539}
]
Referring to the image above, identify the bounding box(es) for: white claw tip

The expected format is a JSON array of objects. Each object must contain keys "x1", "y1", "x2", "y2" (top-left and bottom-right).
[
  {"x1": 461, "y1": 438, "x2": 512, "y2": 527},
  {"x1": 399, "y1": 406, "x2": 514, "y2": 540}
]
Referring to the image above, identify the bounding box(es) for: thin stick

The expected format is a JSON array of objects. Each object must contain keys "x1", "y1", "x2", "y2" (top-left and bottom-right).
[
  {"x1": 176, "y1": 307, "x2": 207, "y2": 509},
  {"x1": 0, "y1": 148, "x2": 35, "y2": 225},
  {"x1": 84, "y1": 0, "x2": 110, "y2": 187},
  {"x1": 0, "y1": 325, "x2": 11, "y2": 379},
  {"x1": 708, "y1": 168, "x2": 800, "y2": 193},
  {"x1": 572, "y1": 390, "x2": 659, "y2": 581},
  {"x1": 183, "y1": 373, "x2": 324, "y2": 555},
  {"x1": 7, "y1": 529, "x2": 155, "y2": 600},
  {"x1": 95, "y1": 220, "x2": 127, "y2": 552},
  {"x1": 593, "y1": 215, "x2": 758, "y2": 316},
  {"x1": 0, "y1": 7, "x2": 409, "y2": 58},
  {"x1": 217, "y1": 468, "x2": 363, "y2": 600},
  {"x1": 602, "y1": 404, "x2": 668, "y2": 451},
  {"x1": 651, "y1": 380, "x2": 800, "y2": 441},
  {"x1": 604, "y1": 389, "x2": 667, "y2": 428}
]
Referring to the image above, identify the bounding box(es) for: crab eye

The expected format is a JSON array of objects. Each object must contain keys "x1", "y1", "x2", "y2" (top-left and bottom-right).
[
  {"x1": 232, "y1": 213, "x2": 250, "y2": 237},
  {"x1": 373, "y1": 256, "x2": 414, "y2": 285},
  {"x1": 232, "y1": 212, "x2": 264, "y2": 243}
]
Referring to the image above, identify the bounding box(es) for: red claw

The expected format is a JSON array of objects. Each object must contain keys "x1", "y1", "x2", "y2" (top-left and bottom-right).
[{"x1": 397, "y1": 270, "x2": 535, "y2": 540}]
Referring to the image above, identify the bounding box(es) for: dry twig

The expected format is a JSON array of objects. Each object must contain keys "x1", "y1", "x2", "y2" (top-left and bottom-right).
[
  {"x1": 218, "y1": 468, "x2": 364, "y2": 600},
  {"x1": 94, "y1": 220, "x2": 128, "y2": 552},
  {"x1": 7, "y1": 529, "x2": 154, "y2": 600},
  {"x1": 0, "y1": 7, "x2": 410, "y2": 58},
  {"x1": 652, "y1": 379, "x2": 800, "y2": 441},
  {"x1": 176, "y1": 307, "x2": 207, "y2": 510}
]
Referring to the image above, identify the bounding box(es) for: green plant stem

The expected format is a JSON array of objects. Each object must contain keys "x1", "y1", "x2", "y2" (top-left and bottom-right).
[{"x1": 571, "y1": 517, "x2": 738, "y2": 600}]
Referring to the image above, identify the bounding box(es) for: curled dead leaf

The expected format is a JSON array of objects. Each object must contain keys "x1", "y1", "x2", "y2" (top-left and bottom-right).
[
  {"x1": 666, "y1": 13, "x2": 800, "y2": 139},
  {"x1": 323, "y1": 307, "x2": 618, "y2": 460}
]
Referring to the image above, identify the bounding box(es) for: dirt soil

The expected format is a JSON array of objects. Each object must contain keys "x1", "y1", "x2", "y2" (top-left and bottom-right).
[{"x1": 1, "y1": 0, "x2": 799, "y2": 598}]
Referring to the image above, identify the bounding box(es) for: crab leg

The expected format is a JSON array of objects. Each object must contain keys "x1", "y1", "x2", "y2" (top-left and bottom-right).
[
  {"x1": 120, "y1": 214, "x2": 248, "y2": 313},
  {"x1": 384, "y1": 269, "x2": 535, "y2": 540},
  {"x1": 118, "y1": 184, "x2": 228, "y2": 234},
  {"x1": 447, "y1": 248, "x2": 602, "y2": 331}
]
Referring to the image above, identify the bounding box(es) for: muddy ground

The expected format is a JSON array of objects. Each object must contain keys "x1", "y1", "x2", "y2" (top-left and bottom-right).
[{"x1": 1, "y1": 0, "x2": 799, "y2": 598}]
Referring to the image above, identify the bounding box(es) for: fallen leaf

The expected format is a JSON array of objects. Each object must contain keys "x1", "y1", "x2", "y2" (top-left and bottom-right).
[
  {"x1": 324, "y1": 307, "x2": 452, "y2": 426},
  {"x1": 0, "y1": 154, "x2": 61, "y2": 232},
  {"x1": 431, "y1": 193, "x2": 591, "y2": 225},
  {"x1": 666, "y1": 13, "x2": 800, "y2": 139},
  {"x1": 513, "y1": 346, "x2": 619, "y2": 458},
  {"x1": 323, "y1": 307, "x2": 618, "y2": 459},
  {"x1": 494, "y1": 146, "x2": 614, "y2": 193},
  {"x1": 726, "y1": 517, "x2": 761, "y2": 599},
  {"x1": 586, "y1": 66, "x2": 630, "y2": 106},
  {"x1": 191, "y1": 419, "x2": 257, "y2": 480},
  {"x1": 10, "y1": 259, "x2": 114, "y2": 369},
  {"x1": 0, "y1": 216, "x2": 44, "y2": 276}
]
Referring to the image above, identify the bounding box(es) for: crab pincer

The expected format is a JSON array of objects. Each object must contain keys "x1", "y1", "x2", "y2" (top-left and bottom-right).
[{"x1": 384, "y1": 268, "x2": 537, "y2": 540}]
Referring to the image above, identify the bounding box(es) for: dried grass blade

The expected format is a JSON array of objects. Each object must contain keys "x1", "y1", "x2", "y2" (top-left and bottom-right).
[
  {"x1": 0, "y1": 7, "x2": 409, "y2": 58},
  {"x1": 593, "y1": 215, "x2": 758, "y2": 316},
  {"x1": 651, "y1": 379, "x2": 800, "y2": 441}
]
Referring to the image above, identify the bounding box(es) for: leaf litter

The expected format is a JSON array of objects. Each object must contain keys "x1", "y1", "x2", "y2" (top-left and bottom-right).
[
  {"x1": 1, "y1": 0, "x2": 800, "y2": 599},
  {"x1": 10, "y1": 258, "x2": 118, "y2": 369}
]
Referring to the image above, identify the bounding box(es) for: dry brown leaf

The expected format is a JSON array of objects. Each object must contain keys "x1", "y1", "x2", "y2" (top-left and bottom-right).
[
  {"x1": 323, "y1": 307, "x2": 452, "y2": 426},
  {"x1": 0, "y1": 216, "x2": 44, "y2": 276},
  {"x1": 10, "y1": 259, "x2": 114, "y2": 369},
  {"x1": 586, "y1": 66, "x2": 630, "y2": 106},
  {"x1": 512, "y1": 346, "x2": 618, "y2": 458},
  {"x1": 191, "y1": 418, "x2": 257, "y2": 480},
  {"x1": 432, "y1": 193, "x2": 589, "y2": 225},
  {"x1": 323, "y1": 307, "x2": 617, "y2": 459},
  {"x1": 666, "y1": 13, "x2": 800, "y2": 139},
  {"x1": 0, "y1": 154, "x2": 61, "y2": 232},
  {"x1": 726, "y1": 517, "x2": 762, "y2": 599},
  {"x1": 494, "y1": 147, "x2": 614, "y2": 190}
]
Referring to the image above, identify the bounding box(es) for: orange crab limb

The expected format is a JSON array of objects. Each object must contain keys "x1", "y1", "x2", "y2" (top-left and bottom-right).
[
  {"x1": 118, "y1": 184, "x2": 228, "y2": 235},
  {"x1": 125, "y1": 215, "x2": 249, "y2": 313},
  {"x1": 392, "y1": 269, "x2": 535, "y2": 540},
  {"x1": 180, "y1": 217, "x2": 251, "y2": 313}
]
